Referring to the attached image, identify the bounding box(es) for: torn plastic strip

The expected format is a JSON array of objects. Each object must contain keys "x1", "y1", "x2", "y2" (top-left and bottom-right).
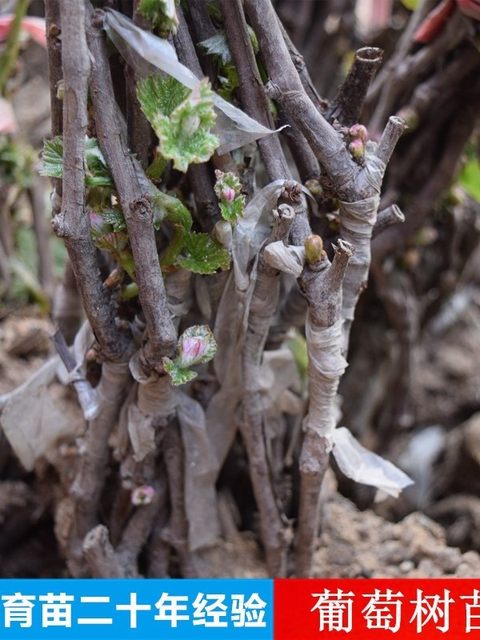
[
  {"x1": 55, "y1": 322, "x2": 100, "y2": 421},
  {"x1": 332, "y1": 426, "x2": 414, "y2": 499},
  {"x1": 103, "y1": 9, "x2": 284, "y2": 155}
]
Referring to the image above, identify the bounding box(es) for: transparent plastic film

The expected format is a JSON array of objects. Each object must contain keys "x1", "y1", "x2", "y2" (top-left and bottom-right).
[{"x1": 103, "y1": 9, "x2": 283, "y2": 154}]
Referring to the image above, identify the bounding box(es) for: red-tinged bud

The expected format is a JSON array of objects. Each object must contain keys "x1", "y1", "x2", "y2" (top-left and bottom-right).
[
  {"x1": 414, "y1": 0, "x2": 455, "y2": 43},
  {"x1": 304, "y1": 234, "x2": 325, "y2": 265},
  {"x1": 349, "y1": 124, "x2": 368, "y2": 142},
  {"x1": 457, "y1": 0, "x2": 480, "y2": 20},
  {"x1": 348, "y1": 138, "x2": 365, "y2": 161}
]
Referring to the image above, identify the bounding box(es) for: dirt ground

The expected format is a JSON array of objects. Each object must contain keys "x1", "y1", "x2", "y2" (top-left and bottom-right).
[{"x1": 2, "y1": 310, "x2": 480, "y2": 578}]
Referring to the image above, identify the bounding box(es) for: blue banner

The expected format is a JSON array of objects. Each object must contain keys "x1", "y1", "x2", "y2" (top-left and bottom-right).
[{"x1": 0, "y1": 579, "x2": 273, "y2": 640}]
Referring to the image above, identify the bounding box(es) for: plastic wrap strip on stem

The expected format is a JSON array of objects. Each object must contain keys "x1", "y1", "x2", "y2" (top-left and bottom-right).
[
  {"x1": 103, "y1": 9, "x2": 285, "y2": 155},
  {"x1": 332, "y1": 426, "x2": 414, "y2": 499}
]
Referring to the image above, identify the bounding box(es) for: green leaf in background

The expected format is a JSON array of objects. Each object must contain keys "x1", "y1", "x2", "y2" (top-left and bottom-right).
[
  {"x1": 459, "y1": 156, "x2": 480, "y2": 203},
  {"x1": 40, "y1": 136, "x2": 113, "y2": 188},
  {"x1": 139, "y1": 78, "x2": 219, "y2": 173},
  {"x1": 199, "y1": 26, "x2": 258, "y2": 64},
  {"x1": 137, "y1": 0, "x2": 179, "y2": 34},
  {"x1": 175, "y1": 231, "x2": 230, "y2": 274},
  {"x1": 287, "y1": 330, "x2": 308, "y2": 382},
  {"x1": 401, "y1": 0, "x2": 419, "y2": 9},
  {"x1": 163, "y1": 324, "x2": 217, "y2": 385},
  {"x1": 0, "y1": 137, "x2": 35, "y2": 188},
  {"x1": 101, "y1": 208, "x2": 127, "y2": 232},
  {"x1": 10, "y1": 227, "x2": 49, "y2": 311}
]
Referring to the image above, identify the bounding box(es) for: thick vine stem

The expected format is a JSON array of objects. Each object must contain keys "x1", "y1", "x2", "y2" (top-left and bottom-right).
[
  {"x1": 219, "y1": 0, "x2": 310, "y2": 244},
  {"x1": 83, "y1": 525, "x2": 125, "y2": 578},
  {"x1": 295, "y1": 239, "x2": 353, "y2": 577},
  {"x1": 244, "y1": 0, "x2": 358, "y2": 200},
  {"x1": 55, "y1": 0, "x2": 130, "y2": 362},
  {"x1": 219, "y1": 0, "x2": 289, "y2": 182},
  {"x1": 86, "y1": 3, "x2": 177, "y2": 370},
  {"x1": 241, "y1": 203, "x2": 296, "y2": 576},
  {"x1": 64, "y1": 362, "x2": 131, "y2": 576},
  {"x1": 328, "y1": 47, "x2": 383, "y2": 127}
]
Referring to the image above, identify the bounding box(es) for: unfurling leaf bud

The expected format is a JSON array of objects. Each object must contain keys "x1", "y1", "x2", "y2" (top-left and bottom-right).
[
  {"x1": 304, "y1": 234, "x2": 325, "y2": 265},
  {"x1": 349, "y1": 123, "x2": 368, "y2": 141},
  {"x1": 348, "y1": 138, "x2": 365, "y2": 161}
]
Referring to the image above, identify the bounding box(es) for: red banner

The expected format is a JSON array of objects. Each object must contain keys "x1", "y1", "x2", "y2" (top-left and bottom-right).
[{"x1": 275, "y1": 579, "x2": 480, "y2": 638}]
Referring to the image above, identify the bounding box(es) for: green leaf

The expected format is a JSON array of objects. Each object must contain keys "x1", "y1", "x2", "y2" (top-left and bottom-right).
[
  {"x1": 137, "y1": 75, "x2": 189, "y2": 120},
  {"x1": 459, "y1": 156, "x2": 480, "y2": 203},
  {"x1": 162, "y1": 358, "x2": 198, "y2": 385},
  {"x1": 84, "y1": 138, "x2": 113, "y2": 188},
  {"x1": 219, "y1": 197, "x2": 245, "y2": 223},
  {"x1": 137, "y1": 0, "x2": 179, "y2": 34},
  {"x1": 40, "y1": 136, "x2": 63, "y2": 180},
  {"x1": 101, "y1": 208, "x2": 126, "y2": 232},
  {"x1": 175, "y1": 231, "x2": 230, "y2": 274},
  {"x1": 162, "y1": 324, "x2": 217, "y2": 385},
  {"x1": 139, "y1": 78, "x2": 219, "y2": 173},
  {"x1": 40, "y1": 136, "x2": 113, "y2": 188}
]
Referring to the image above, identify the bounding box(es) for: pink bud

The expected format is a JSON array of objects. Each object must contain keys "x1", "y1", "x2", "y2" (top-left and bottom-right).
[
  {"x1": 221, "y1": 187, "x2": 236, "y2": 202},
  {"x1": 181, "y1": 337, "x2": 206, "y2": 365},
  {"x1": 348, "y1": 138, "x2": 365, "y2": 160},
  {"x1": 349, "y1": 124, "x2": 368, "y2": 142},
  {"x1": 131, "y1": 485, "x2": 155, "y2": 506}
]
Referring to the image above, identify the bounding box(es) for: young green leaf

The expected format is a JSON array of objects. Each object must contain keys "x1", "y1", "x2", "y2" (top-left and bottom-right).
[
  {"x1": 137, "y1": 0, "x2": 179, "y2": 34},
  {"x1": 137, "y1": 75, "x2": 190, "y2": 121},
  {"x1": 40, "y1": 136, "x2": 63, "y2": 180},
  {"x1": 41, "y1": 136, "x2": 113, "y2": 188},
  {"x1": 138, "y1": 78, "x2": 219, "y2": 173},
  {"x1": 162, "y1": 358, "x2": 198, "y2": 385},
  {"x1": 175, "y1": 231, "x2": 230, "y2": 274}
]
